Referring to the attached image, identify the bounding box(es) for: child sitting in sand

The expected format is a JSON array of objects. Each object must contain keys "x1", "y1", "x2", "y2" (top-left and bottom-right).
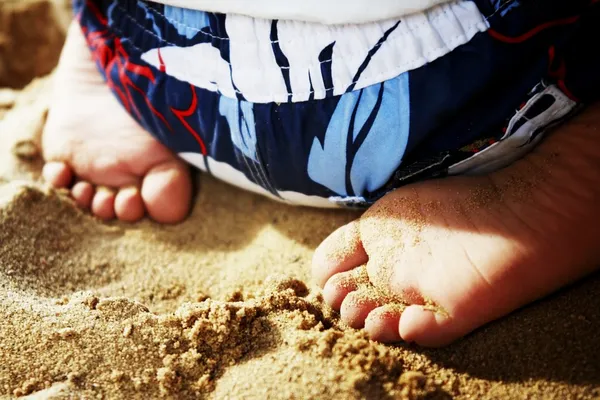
[{"x1": 42, "y1": 0, "x2": 600, "y2": 346}]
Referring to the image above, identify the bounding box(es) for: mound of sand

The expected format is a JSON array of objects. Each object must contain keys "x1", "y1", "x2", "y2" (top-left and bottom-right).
[{"x1": 0, "y1": 1, "x2": 599, "y2": 399}]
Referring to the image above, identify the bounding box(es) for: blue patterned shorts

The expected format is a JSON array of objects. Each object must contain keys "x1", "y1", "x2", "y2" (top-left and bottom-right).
[{"x1": 74, "y1": 0, "x2": 599, "y2": 208}]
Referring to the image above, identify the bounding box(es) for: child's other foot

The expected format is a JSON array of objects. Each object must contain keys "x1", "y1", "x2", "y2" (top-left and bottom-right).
[
  {"x1": 42, "y1": 23, "x2": 192, "y2": 223},
  {"x1": 313, "y1": 104, "x2": 600, "y2": 347}
]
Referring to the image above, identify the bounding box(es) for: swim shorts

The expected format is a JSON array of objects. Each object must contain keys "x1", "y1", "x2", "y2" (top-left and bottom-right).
[{"x1": 74, "y1": 0, "x2": 600, "y2": 208}]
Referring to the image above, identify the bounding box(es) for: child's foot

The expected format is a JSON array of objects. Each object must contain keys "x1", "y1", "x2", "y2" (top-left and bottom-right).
[
  {"x1": 42, "y1": 23, "x2": 192, "y2": 223},
  {"x1": 313, "y1": 104, "x2": 600, "y2": 347}
]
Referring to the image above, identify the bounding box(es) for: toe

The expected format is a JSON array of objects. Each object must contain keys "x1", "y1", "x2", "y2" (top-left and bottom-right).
[
  {"x1": 141, "y1": 160, "x2": 192, "y2": 224},
  {"x1": 91, "y1": 187, "x2": 117, "y2": 221},
  {"x1": 312, "y1": 220, "x2": 368, "y2": 288},
  {"x1": 399, "y1": 305, "x2": 459, "y2": 347},
  {"x1": 43, "y1": 162, "x2": 73, "y2": 188},
  {"x1": 340, "y1": 288, "x2": 384, "y2": 329},
  {"x1": 365, "y1": 305, "x2": 403, "y2": 343},
  {"x1": 323, "y1": 270, "x2": 362, "y2": 310},
  {"x1": 71, "y1": 181, "x2": 94, "y2": 209},
  {"x1": 115, "y1": 186, "x2": 145, "y2": 222}
]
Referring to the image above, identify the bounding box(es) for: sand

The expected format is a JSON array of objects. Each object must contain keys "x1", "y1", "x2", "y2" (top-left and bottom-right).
[{"x1": 1, "y1": 1, "x2": 600, "y2": 399}]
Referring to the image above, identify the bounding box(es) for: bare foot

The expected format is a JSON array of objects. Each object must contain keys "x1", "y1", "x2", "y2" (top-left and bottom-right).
[
  {"x1": 313, "y1": 104, "x2": 600, "y2": 347},
  {"x1": 42, "y1": 23, "x2": 192, "y2": 223}
]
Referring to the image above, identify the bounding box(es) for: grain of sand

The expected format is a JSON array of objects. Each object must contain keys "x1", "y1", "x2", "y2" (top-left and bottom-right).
[{"x1": 1, "y1": 1, "x2": 600, "y2": 399}]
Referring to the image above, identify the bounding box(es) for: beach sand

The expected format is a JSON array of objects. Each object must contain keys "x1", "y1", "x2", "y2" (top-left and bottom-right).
[{"x1": 1, "y1": 1, "x2": 599, "y2": 398}]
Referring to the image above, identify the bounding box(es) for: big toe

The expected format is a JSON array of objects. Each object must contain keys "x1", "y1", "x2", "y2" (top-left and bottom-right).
[
  {"x1": 141, "y1": 159, "x2": 192, "y2": 224},
  {"x1": 312, "y1": 220, "x2": 368, "y2": 287}
]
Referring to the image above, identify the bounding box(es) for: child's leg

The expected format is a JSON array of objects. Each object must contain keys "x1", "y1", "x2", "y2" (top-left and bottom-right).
[
  {"x1": 42, "y1": 23, "x2": 192, "y2": 222},
  {"x1": 312, "y1": 103, "x2": 600, "y2": 346}
]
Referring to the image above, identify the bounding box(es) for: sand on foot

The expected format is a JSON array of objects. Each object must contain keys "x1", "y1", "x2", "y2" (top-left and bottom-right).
[{"x1": 0, "y1": 1, "x2": 599, "y2": 399}]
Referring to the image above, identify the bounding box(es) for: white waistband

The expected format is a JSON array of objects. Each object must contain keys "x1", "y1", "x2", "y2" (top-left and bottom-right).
[
  {"x1": 148, "y1": 0, "x2": 455, "y2": 25},
  {"x1": 139, "y1": 1, "x2": 488, "y2": 103}
]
